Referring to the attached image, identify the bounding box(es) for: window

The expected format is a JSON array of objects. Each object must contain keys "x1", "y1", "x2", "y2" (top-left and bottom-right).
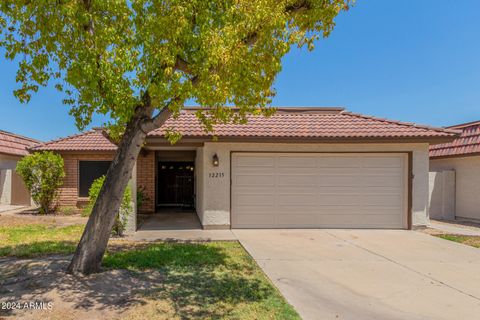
[{"x1": 78, "y1": 161, "x2": 111, "y2": 197}]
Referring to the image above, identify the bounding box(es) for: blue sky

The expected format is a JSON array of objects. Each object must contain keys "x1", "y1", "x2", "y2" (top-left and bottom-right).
[{"x1": 1, "y1": 0, "x2": 479, "y2": 141}]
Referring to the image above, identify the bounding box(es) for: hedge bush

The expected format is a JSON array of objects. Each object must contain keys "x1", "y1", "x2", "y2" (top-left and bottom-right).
[
  {"x1": 83, "y1": 175, "x2": 132, "y2": 236},
  {"x1": 16, "y1": 151, "x2": 65, "y2": 214}
]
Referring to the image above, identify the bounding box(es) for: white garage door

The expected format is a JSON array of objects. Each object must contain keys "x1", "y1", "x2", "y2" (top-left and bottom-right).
[{"x1": 232, "y1": 153, "x2": 408, "y2": 229}]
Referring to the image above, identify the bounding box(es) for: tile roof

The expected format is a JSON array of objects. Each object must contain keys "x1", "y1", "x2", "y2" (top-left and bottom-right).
[
  {"x1": 150, "y1": 107, "x2": 459, "y2": 140},
  {"x1": 0, "y1": 130, "x2": 41, "y2": 156},
  {"x1": 429, "y1": 120, "x2": 480, "y2": 158},
  {"x1": 32, "y1": 107, "x2": 459, "y2": 152},
  {"x1": 31, "y1": 128, "x2": 117, "y2": 152}
]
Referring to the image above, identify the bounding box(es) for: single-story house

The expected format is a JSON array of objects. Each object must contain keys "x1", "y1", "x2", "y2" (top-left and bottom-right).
[
  {"x1": 0, "y1": 130, "x2": 40, "y2": 207},
  {"x1": 429, "y1": 120, "x2": 480, "y2": 222},
  {"x1": 31, "y1": 107, "x2": 458, "y2": 231}
]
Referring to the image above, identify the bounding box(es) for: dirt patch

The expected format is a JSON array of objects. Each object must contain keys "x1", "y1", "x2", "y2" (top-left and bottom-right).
[
  {"x1": 0, "y1": 256, "x2": 165, "y2": 320},
  {"x1": 419, "y1": 228, "x2": 446, "y2": 236},
  {"x1": 0, "y1": 213, "x2": 87, "y2": 228}
]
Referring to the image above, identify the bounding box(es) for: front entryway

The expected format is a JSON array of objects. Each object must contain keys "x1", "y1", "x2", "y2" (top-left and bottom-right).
[{"x1": 157, "y1": 161, "x2": 195, "y2": 208}]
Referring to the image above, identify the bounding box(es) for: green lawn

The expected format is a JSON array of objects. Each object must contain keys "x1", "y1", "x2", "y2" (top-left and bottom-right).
[
  {"x1": 0, "y1": 224, "x2": 300, "y2": 319},
  {"x1": 0, "y1": 224, "x2": 83, "y2": 257},
  {"x1": 435, "y1": 234, "x2": 480, "y2": 248}
]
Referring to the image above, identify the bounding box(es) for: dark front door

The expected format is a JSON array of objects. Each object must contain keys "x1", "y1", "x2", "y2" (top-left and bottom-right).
[{"x1": 157, "y1": 161, "x2": 194, "y2": 208}]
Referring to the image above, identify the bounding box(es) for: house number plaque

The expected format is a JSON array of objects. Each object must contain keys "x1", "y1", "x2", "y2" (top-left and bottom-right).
[{"x1": 209, "y1": 172, "x2": 225, "y2": 178}]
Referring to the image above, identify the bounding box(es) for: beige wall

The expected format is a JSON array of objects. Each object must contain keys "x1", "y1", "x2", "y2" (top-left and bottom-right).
[
  {"x1": 430, "y1": 156, "x2": 480, "y2": 221},
  {"x1": 10, "y1": 170, "x2": 31, "y2": 205},
  {"x1": 0, "y1": 154, "x2": 32, "y2": 206},
  {"x1": 0, "y1": 153, "x2": 20, "y2": 170},
  {"x1": 0, "y1": 169, "x2": 11, "y2": 204},
  {"x1": 428, "y1": 170, "x2": 455, "y2": 220},
  {"x1": 196, "y1": 142, "x2": 430, "y2": 228}
]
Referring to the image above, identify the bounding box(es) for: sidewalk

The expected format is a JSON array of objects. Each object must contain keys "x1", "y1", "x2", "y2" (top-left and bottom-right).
[{"x1": 428, "y1": 219, "x2": 480, "y2": 236}]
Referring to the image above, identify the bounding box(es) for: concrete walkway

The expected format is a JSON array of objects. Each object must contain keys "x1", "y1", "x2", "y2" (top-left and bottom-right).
[
  {"x1": 429, "y1": 219, "x2": 480, "y2": 236},
  {"x1": 234, "y1": 229, "x2": 480, "y2": 320},
  {"x1": 131, "y1": 229, "x2": 237, "y2": 241},
  {"x1": 0, "y1": 204, "x2": 28, "y2": 213},
  {"x1": 131, "y1": 212, "x2": 236, "y2": 241}
]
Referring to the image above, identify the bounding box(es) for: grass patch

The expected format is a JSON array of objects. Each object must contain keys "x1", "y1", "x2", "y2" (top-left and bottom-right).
[
  {"x1": 105, "y1": 242, "x2": 300, "y2": 319},
  {"x1": 0, "y1": 224, "x2": 83, "y2": 257},
  {"x1": 0, "y1": 223, "x2": 300, "y2": 319},
  {"x1": 436, "y1": 234, "x2": 480, "y2": 248}
]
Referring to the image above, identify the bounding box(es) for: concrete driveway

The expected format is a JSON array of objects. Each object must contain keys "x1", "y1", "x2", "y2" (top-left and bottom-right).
[{"x1": 233, "y1": 229, "x2": 480, "y2": 320}]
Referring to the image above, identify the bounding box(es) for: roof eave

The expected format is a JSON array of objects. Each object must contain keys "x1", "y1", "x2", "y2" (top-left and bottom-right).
[
  {"x1": 430, "y1": 152, "x2": 480, "y2": 160},
  {"x1": 146, "y1": 135, "x2": 458, "y2": 145}
]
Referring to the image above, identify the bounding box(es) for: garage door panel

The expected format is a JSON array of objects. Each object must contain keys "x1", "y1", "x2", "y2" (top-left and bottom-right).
[
  {"x1": 317, "y1": 156, "x2": 362, "y2": 168},
  {"x1": 318, "y1": 214, "x2": 403, "y2": 228},
  {"x1": 277, "y1": 156, "x2": 317, "y2": 168},
  {"x1": 275, "y1": 214, "x2": 320, "y2": 226},
  {"x1": 316, "y1": 168, "x2": 363, "y2": 175},
  {"x1": 233, "y1": 214, "x2": 274, "y2": 227},
  {"x1": 361, "y1": 156, "x2": 403, "y2": 168},
  {"x1": 363, "y1": 194, "x2": 403, "y2": 207},
  {"x1": 232, "y1": 153, "x2": 407, "y2": 229},
  {"x1": 277, "y1": 194, "x2": 318, "y2": 206},
  {"x1": 361, "y1": 175, "x2": 403, "y2": 187},
  {"x1": 277, "y1": 175, "x2": 317, "y2": 187},
  {"x1": 235, "y1": 174, "x2": 275, "y2": 186},
  {"x1": 235, "y1": 193, "x2": 274, "y2": 206},
  {"x1": 235, "y1": 156, "x2": 274, "y2": 167},
  {"x1": 317, "y1": 175, "x2": 364, "y2": 187}
]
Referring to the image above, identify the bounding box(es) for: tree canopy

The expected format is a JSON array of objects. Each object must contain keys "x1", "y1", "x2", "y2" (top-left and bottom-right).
[
  {"x1": 0, "y1": 0, "x2": 350, "y2": 138},
  {"x1": 0, "y1": 0, "x2": 351, "y2": 275}
]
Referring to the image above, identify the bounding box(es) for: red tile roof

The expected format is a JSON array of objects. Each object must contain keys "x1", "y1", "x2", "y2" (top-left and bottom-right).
[
  {"x1": 430, "y1": 120, "x2": 480, "y2": 158},
  {"x1": 31, "y1": 128, "x2": 117, "y2": 152},
  {"x1": 32, "y1": 107, "x2": 459, "y2": 152},
  {"x1": 0, "y1": 130, "x2": 40, "y2": 156},
  {"x1": 151, "y1": 107, "x2": 458, "y2": 139}
]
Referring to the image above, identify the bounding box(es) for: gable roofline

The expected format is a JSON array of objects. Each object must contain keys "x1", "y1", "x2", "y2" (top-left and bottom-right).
[
  {"x1": 340, "y1": 111, "x2": 461, "y2": 135},
  {"x1": 182, "y1": 106, "x2": 346, "y2": 113},
  {"x1": 430, "y1": 120, "x2": 480, "y2": 159},
  {"x1": 0, "y1": 129, "x2": 42, "y2": 156},
  {"x1": 0, "y1": 129, "x2": 41, "y2": 144},
  {"x1": 29, "y1": 127, "x2": 116, "y2": 152},
  {"x1": 32, "y1": 107, "x2": 460, "y2": 152},
  {"x1": 446, "y1": 120, "x2": 480, "y2": 129}
]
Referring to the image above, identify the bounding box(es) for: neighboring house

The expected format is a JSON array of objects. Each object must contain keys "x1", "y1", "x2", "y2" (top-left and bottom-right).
[
  {"x1": 31, "y1": 107, "x2": 458, "y2": 231},
  {"x1": 429, "y1": 120, "x2": 480, "y2": 222},
  {"x1": 0, "y1": 130, "x2": 40, "y2": 206}
]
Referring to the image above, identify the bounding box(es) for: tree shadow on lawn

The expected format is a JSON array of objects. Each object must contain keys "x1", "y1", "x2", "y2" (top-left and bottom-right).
[
  {"x1": 103, "y1": 242, "x2": 276, "y2": 319},
  {"x1": 0, "y1": 242, "x2": 277, "y2": 319},
  {"x1": 0, "y1": 240, "x2": 78, "y2": 257}
]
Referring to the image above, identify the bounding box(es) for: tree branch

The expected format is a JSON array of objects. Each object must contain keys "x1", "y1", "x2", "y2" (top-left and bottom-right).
[{"x1": 142, "y1": 0, "x2": 316, "y2": 133}]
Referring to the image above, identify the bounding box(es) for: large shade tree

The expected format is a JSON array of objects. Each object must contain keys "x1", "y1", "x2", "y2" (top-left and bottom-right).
[{"x1": 0, "y1": 0, "x2": 351, "y2": 274}]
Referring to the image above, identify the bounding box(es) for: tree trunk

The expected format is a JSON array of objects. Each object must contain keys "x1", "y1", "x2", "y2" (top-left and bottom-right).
[{"x1": 67, "y1": 108, "x2": 148, "y2": 275}]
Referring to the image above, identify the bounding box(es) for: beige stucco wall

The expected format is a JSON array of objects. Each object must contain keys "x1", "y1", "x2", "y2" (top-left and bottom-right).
[
  {"x1": 428, "y1": 170, "x2": 455, "y2": 220},
  {"x1": 0, "y1": 154, "x2": 32, "y2": 206},
  {"x1": 0, "y1": 169, "x2": 12, "y2": 204},
  {"x1": 0, "y1": 153, "x2": 20, "y2": 170},
  {"x1": 430, "y1": 156, "x2": 480, "y2": 221},
  {"x1": 196, "y1": 142, "x2": 430, "y2": 228}
]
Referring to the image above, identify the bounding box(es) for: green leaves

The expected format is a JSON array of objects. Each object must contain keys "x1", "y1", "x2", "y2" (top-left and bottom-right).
[
  {"x1": 15, "y1": 151, "x2": 65, "y2": 214},
  {"x1": 0, "y1": 0, "x2": 351, "y2": 138}
]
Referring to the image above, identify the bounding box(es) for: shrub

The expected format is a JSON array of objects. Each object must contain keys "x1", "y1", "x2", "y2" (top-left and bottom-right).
[
  {"x1": 16, "y1": 151, "x2": 65, "y2": 214},
  {"x1": 136, "y1": 185, "x2": 150, "y2": 211},
  {"x1": 57, "y1": 206, "x2": 79, "y2": 216},
  {"x1": 83, "y1": 175, "x2": 132, "y2": 236}
]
